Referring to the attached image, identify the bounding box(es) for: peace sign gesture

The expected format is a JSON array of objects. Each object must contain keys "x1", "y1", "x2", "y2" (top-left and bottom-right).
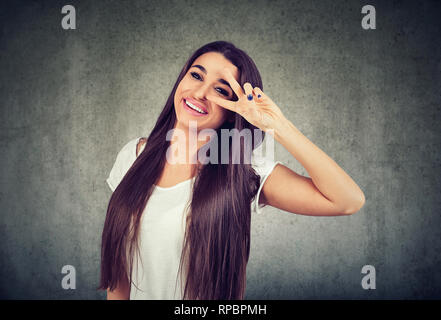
[{"x1": 206, "y1": 68, "x2": 286, "y2": 134}]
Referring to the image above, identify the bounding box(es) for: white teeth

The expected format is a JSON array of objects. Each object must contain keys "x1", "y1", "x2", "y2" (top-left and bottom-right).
[{"x1": 185, "y1": 100, "x2": 207, "y2": 114}]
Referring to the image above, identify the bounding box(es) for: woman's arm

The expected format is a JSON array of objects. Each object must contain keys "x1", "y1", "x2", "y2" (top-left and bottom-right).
[
  {"x1": 261, "y1": 118, "x2": 365, "y2": 216},
  {"x1": 206, "y1": 68, "x2": 365, "y2": 216},
  {"x1": 106, "y1": 278, "x2": 130, "y2": 300}
]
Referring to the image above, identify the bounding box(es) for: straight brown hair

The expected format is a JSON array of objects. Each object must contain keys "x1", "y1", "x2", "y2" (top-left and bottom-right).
[{"x1": 99, "y1": 41, "x2": 265, "y2": 299}]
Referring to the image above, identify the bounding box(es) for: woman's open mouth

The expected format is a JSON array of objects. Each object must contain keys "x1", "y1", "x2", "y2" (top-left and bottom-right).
[{"x1": 182, "y1": 98, "x2": 208, "y2": 116}]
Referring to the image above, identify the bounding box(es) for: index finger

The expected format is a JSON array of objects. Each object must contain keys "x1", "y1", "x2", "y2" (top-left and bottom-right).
[
  {"x1": 206, "y1": 94, "x2": 236, "y2": 112},
  {"x1": 220, "y1": 68, "x2": 243, "y2": 98}
]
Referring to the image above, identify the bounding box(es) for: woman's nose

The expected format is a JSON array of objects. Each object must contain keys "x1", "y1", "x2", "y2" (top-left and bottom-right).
[{"x1": 193, "y1": 83, "x2": 211, "y2": 100}]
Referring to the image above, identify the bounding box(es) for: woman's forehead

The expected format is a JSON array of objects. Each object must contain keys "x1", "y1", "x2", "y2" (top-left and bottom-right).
[{"x1": 192, "y1": 52, "x2": 239, "y2": 81}]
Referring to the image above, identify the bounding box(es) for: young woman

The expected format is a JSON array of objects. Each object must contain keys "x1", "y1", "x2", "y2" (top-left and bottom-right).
[{"x1": 99, "y1": 41, "x2": 365, "y2": 300}]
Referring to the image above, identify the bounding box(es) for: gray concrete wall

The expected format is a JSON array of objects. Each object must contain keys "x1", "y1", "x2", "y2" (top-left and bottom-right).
[{"x1": 0, "y1": 0, "x2": 440, "y2": 299}]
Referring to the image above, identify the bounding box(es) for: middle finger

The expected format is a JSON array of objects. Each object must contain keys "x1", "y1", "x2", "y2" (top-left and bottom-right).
[
  {"x1": 243, "y1": 83, "x2": 254, "y2": 100},
  {"x1": 221, "y1": 68, "x2": 243, "y2": 98}
]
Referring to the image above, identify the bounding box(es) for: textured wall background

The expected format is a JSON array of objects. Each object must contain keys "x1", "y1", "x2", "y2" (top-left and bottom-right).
[{"x1": 0, "y1": 0, "x2": 440, "y2": 299}]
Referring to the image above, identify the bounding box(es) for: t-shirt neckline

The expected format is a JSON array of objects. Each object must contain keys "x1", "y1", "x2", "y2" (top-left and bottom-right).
[{"x1": 153, "y1": 176, "x2": 196, "y2": 191}]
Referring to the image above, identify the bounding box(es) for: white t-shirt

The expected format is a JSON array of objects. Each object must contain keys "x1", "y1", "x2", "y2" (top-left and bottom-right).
[{"x1": 106, "y1": 136, "x2": 281, "y2": 300}]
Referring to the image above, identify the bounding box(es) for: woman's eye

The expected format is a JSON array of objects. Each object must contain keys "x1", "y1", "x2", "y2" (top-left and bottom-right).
[
  {"x1": 216, "y1": 88, "x2": 229, "y2": 96},
  {"x1": 190, "y1": 72, "x2": 202, "y2": 80}
]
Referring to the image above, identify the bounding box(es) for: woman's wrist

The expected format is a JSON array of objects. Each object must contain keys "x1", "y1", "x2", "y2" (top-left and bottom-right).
[{"x1": 271, "y1": 115, "x2": 300, "y2": 145}]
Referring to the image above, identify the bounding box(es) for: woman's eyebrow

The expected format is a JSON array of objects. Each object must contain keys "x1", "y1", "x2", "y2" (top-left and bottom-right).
[
  {"x1": 191, "y1": 64, "x2": 232, "y2": 89},
  {"x1": 192, "y1": 64, "x2": 207, "y2": 74},
  {"x1": 217, "y1": 78, "x2": 231, "y2": 87}
]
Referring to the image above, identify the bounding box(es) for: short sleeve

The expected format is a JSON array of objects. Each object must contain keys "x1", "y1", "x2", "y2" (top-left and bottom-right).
[
  {"x1": 250, "y1": 151, "x2": 282, "y2": 215},
  {"x1": 106, "y1": 137, "x2": 142, "y2": 192}
]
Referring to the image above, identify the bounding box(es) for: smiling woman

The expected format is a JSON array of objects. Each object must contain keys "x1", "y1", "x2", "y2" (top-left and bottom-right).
[
  {"x1": 99, "y1": 40, "x2": 365, "y2": 301},
  {"x1": 173, "y1": 52, "x2": 239, "y2": 131}
]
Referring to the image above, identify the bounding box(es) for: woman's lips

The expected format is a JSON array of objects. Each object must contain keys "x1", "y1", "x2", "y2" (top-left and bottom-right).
[
  {"x1": 182, "y1": 99, "x2": 209, "y2": 117},
  {"x1": 185, "y1": 97, "x2": 208, "y2": 113}
]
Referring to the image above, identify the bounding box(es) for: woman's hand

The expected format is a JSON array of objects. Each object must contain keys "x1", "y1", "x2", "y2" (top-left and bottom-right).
[
  {"x1": 208, "y1": 69, "x2": 366, "y2": 216},
  {"x1": 206, "y1": 68, "x2": 286, "y2": 135}
]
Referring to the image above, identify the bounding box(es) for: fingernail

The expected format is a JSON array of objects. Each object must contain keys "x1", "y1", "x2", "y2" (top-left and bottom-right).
[
  {"x1": 257, "y1": 94, "x2": 261, "y2": 98},
  {"x1": 247, "y1": 94, "x2": 253, "y2": 101}
]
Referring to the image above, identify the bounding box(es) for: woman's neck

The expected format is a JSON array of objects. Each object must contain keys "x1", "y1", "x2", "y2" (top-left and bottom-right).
[{"x1": 167, "y1": 122, "x2": 211, "y2": 166}]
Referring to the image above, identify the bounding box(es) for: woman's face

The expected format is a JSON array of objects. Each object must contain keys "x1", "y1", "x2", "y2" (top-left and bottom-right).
[{"x1": 173, "y1": 52, "x2": 239, "y2": 132}]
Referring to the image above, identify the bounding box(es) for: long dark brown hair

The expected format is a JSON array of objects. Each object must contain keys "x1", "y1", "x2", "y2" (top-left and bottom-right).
[{"x1": 99, "y1": 41, "x2": 265, "y2": 299}]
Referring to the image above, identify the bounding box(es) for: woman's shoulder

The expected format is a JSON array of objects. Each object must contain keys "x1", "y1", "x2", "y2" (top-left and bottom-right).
[
  {"x1": 115, "y1": 136, "x2": 147, "y2": 159},
  {"x1": 136, "y1": 137, "x2": 147, "y2": 157},
  {"x1": 250, "y1": 148, "x2": 282, "y2": 215},
  {"x1": 251, "y1": 148, "x2": 280, "y2": 178},
  {"x1": 106, "y1": 136, "x2": 146, "y2": 192},
  {"x1": 116, "y1": 136, "x2": 144, "y2": 159}
]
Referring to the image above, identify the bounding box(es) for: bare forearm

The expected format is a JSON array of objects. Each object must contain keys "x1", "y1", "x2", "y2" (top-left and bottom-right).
[{"x1": 273, "y1": 117, "x2": 365, "y2": 213}]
